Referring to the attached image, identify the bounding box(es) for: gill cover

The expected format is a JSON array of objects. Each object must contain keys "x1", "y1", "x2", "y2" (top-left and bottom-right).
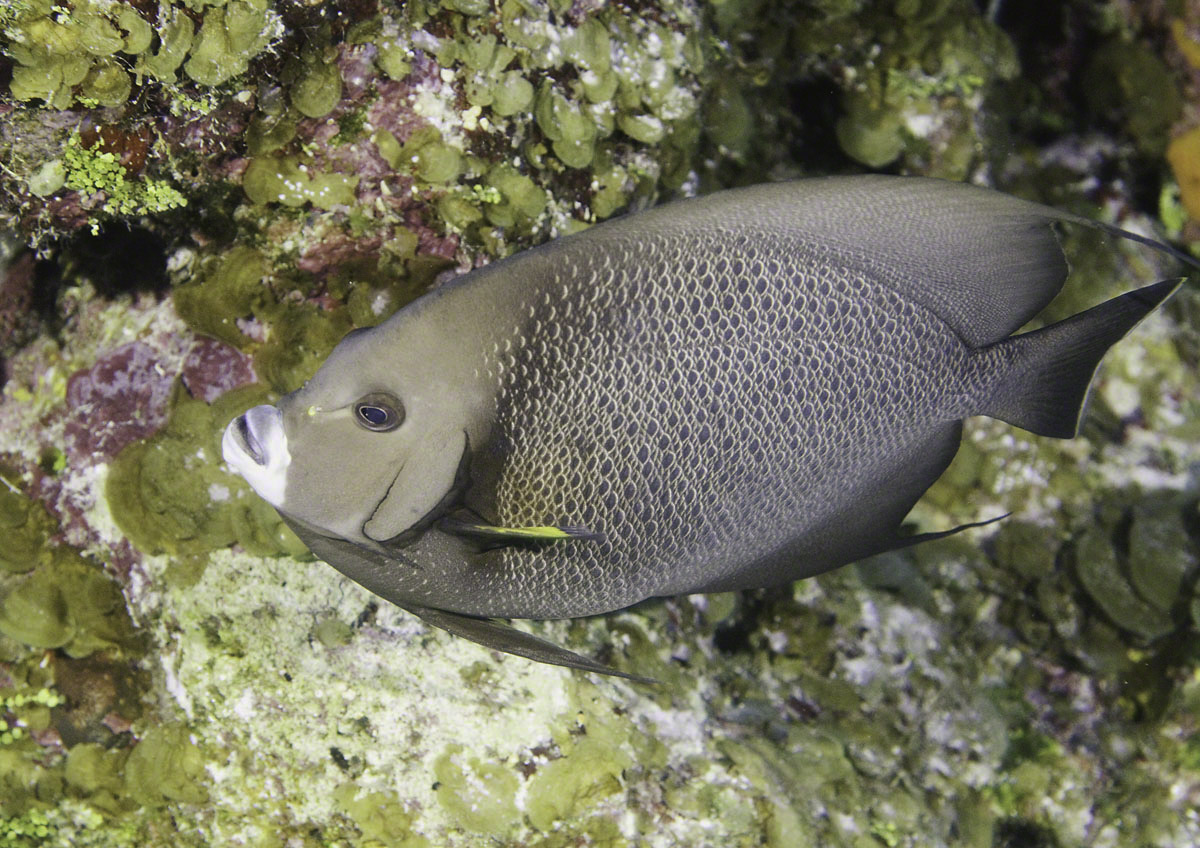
[{"x1": 362, "y1": 428, "x2": 469, "y2": 542}]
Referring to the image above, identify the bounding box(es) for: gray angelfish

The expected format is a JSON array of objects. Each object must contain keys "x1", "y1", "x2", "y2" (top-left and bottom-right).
[{"x1": 222, "y1": 175, "x2": 1193, "y2": 681}]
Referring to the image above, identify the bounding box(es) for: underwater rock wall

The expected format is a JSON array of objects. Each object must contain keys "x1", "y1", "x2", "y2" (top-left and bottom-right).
[{"x1": 1, "y1": 1, "x2": 1200, "y2": 846}]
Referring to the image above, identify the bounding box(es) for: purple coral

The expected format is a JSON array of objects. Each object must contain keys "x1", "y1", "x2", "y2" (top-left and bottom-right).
[
  {"x1": 63, "y1": 336, "x2": 255, "y2": 463},
  {"x1": 63, "y1": 342, "x2": 176, "y2": 464},
  {"x1": 180, "y1": 336, "x2": 256, "y2": 403}
]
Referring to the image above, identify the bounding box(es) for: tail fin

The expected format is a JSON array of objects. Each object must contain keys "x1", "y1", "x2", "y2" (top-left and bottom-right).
[{"x1": 977, "y1": 279, "x2": 1181, "y2": 438}]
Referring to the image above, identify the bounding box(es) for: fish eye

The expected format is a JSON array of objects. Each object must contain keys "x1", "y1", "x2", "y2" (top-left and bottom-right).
[{"x1": 352, "y1": 392, "x2": 404, "y2": 432}]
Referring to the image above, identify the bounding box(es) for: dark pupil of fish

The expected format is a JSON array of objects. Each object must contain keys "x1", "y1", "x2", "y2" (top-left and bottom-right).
[{"x1": 358, "y1": 406, "x2": 390, "y2": 428}]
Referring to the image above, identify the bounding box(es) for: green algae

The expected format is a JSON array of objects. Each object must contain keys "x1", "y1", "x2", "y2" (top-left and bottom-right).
[
  {"x1": 171, "y1": 246, "x2": 269, "y2": 349},
  {"x1": 1127, "y1": 498, "x2": 1196, "y2": 615},
  {"x1": 0, "y1": 473, "x2": 53, "y2": 576},
  {"x1": 251, "y1": 301, "x2": 354, "y2": 394},
  {"x1": 375, "y1": 38, "x2": 412, "y2": 80},
  {"x1": 245, "y1": 80, "x2": 300, "y2": 156},
  {"x1": 534, "y1": 83, "x2": 598, "y2": 169},
  {"x1": 242, "y1": 155, "x2": 360, "y2": 210},
  {"x1": 0, "y1": 547, "x2": 135, "y2": 659},
  {"x1": 64, "y1": 743, "x2": 126, "y2": 797},
  {"x1": 333, "y1": 783, "x2": 429, "y2": 847},
  {"x1": 718, "y1": 736, "x2": 819, "y2": 846},
  {"x1": 123, "y1": 725, "x2": 208, "y2": 808},
  {"x1": 3, "y1": 0, "x2": 274, "y2": 114},
  {"x1": 140, "y1": 5, "x2": 195, "y2": 82},
  {"x1": 836, "y1": 93, "x2": 907, "y2": 169},
  {"x1": 0, "y1": 479, "x2": 157, "y2": 844},
  {"x1": 433, "y1": 744, "x2": 520, "y2": 834},
  {"x1": 524, "y1": 731, "x2": 629, "y2": 832},
  {"x1": 173, "y1": 245, "x2": 389, "y2": 392},
  {"x1": 1073, "y1": 527, "x2": 1176, "y2": 643},
  {"x1": 105, "y1": 383, "x2": 306, "y2": 560},
  {"x1": 183, "y1": 0, "x2": 273, "y2": 87},
  {"x1": 0, "y1": 808, "x2": 52, "y2": 848},
  {"x1": 289, "y1": 50, "x2": 343, "y2": 119},
  {"x1": 466, "y1": 71, "x2": 535, "y2": 117},
  {"x1": 61, "y1": 132, "x2": 187, "y2": 222},
  {"x1": 374, "y1": 127, "x2": 465, "y2": 185},
  {"x1": 483, "y1": 164, "x2": 547, "y2": 231},
  {"x1": 117, "y1": 7, "x2": 153, "y2": 55},
  {"x1": 1084, "y1": 39, "x2": 1182, "y2": 157}
]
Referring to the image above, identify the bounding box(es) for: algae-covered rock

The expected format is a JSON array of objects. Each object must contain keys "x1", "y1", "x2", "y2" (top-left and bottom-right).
[
  {"x1": 433, "y1": 744, "x2": 520, "y2": 835},
  {"x1": 0, "y1": 548, "x2": 135, "y2": 657},
  {"x1": 123, "y1": 725, "x2": 209, "y2": 807},
  {"x1": 0, "y1": 473, "x2": 53, "y2": 575},
  {"x1": 106, "y1": 383, "x2": 306, "y2": 559}
]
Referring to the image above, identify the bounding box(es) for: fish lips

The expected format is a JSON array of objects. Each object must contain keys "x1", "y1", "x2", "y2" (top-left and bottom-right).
[{"x1": 222, "y1": 404, "x2": 291, "y2": 506}]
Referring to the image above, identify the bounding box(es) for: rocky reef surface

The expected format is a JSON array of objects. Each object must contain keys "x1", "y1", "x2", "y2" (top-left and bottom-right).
[{"x1": 1, "y1": 1, "x2": 1200, "y2": 846}]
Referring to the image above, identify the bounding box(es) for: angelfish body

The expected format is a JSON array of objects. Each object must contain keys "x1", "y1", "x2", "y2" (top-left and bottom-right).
[{"x1": 223, "y1": 176, "x2": 1185, "y2": 678}]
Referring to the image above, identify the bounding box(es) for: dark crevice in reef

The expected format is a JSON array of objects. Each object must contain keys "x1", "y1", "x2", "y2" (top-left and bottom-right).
[{"x1": 63, "y1": 224, "x2": 171, "y2": 298}]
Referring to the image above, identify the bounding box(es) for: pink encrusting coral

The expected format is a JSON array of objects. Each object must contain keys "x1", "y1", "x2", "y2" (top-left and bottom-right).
[
  {"x1": 63, "y1": 342, "x2": 176, "y2": 464},
  {"x1": 180, "y1": 337, "x2": 256, "y2": 404},
  {"x1": 63, "y1": 334, "x2": 256, "y2": 463}
]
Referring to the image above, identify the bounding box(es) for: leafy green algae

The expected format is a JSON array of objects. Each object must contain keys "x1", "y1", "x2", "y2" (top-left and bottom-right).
[
  {"x1": 0, "y1": 549, "x2": 135, "y2": 657},
  {"x1": 0, "y1": 472, "x2": 160, "y2": 847},
  {"x1": 333, "y1": 783, "x2": 429, "y2": 847},
  {"x1": 288, "y1": 50, "x2": 343, "y2": 120},
  {"x1": 123, "y1": 725, "x2": 208, "y2": 808},
  {"x1": 3, "y1": 0, "x2": 277, "y2": 108},
  {"x1": 433, "y1": 744, "x2": 520, "y2": 834},
  {"x1": 105, "y1": 382, "x2": 306, "y2": 560},
  {"x1": 62, "y1": 132, "x2": 187, "y2": 221},
  {"x1": 171, "y1": 246, "x2": 357, "y2": 393},
  {"x1": 183, "y1": 0, "x2": 273, "y2": 88},
  {"x1": 0, "y1": 473, "x2": 53, "y2": 576},
  {"x1": 0, "y1": 468, "x2": 136, "y2": 660},
  {"x1": 242, "y1": 155, "x2": 360, "y2": 210}
]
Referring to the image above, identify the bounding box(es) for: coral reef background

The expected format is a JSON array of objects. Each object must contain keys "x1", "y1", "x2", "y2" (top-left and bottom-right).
[{"x1": 1, "y1": 0, "x2": 1200, "y2": 845}]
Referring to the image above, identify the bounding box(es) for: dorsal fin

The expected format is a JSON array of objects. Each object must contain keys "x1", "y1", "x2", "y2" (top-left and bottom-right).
[{"x1": 646, "y1": 176, "x2": 1195, "y2": 348}]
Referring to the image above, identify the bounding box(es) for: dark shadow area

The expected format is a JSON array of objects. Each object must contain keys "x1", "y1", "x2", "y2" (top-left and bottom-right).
[{"x1": 63, "y1": 224, "x2": 171, "y2": 298}]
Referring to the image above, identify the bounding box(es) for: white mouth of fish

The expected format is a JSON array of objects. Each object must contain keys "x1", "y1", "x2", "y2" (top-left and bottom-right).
[{"x1": 222, "y1": 405, "x2": 291, "y2": 507}]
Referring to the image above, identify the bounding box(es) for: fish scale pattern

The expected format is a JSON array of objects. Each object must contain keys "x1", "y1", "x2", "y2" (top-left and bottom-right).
[{"x1": 465, "y1": 231, "x2": 976, "y2": 617}]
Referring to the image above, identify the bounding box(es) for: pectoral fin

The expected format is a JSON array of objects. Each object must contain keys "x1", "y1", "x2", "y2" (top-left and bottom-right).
[
  {"x1": 403, "y1": 604, "x2": 654, "y2": 684},
  {"x1": 363, "y1": 429, "x2": 469, "y2": 543},
  {"x1": 438, "y1": 515, "x2": 603, "y2": 547}
]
